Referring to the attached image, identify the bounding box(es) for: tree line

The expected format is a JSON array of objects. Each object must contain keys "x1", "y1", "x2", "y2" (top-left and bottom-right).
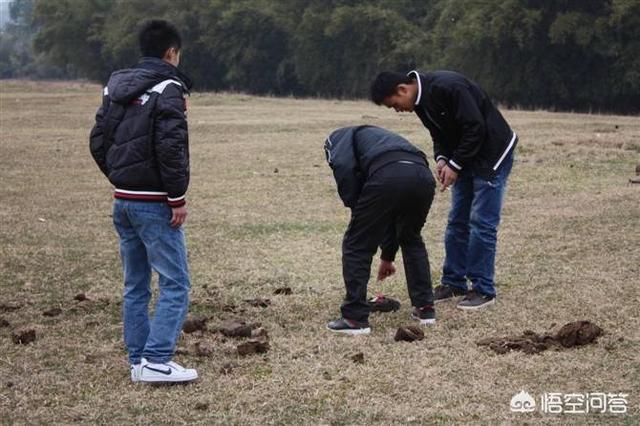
[{"x1": 2, "y1": 0, "x2": 639, "y2": 114}]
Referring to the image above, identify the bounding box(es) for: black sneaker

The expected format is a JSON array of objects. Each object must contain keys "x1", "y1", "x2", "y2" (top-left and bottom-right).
[
  {"x1": 326, "y1": 318, "x2": 371, "y2": 335},
  {"x1": 433, "y1": 285, "x2": 468, "y2": 303},
  {"x1": 368, "y1": 294, "x2": 401, "y2": 313},
  {"x1": 457, "y1": 290, "x2": 495, "y2": 311},
  {"x1": 411, "y1": 305, "x2": 436, "y2": 325}
]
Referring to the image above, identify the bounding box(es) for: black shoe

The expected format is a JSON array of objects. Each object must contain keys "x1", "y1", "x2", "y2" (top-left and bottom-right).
[
  {"x1": 368, "y1": 294, "x2": 401, "y2": 313},
  {"x1": 433, "y1": 285, "x2": 468, "y2": 303},
  {"x1": 411, "y1": 305, "x2": 436, "y2": 325},
  {"x1": 326, "y1": 318, "x2": 371, "y2": 335},
  {"x1": 457, "y1": 290, "x2": 495, "y2": 311}
]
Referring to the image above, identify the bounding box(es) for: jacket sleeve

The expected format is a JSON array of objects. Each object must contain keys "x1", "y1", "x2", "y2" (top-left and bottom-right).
[
  {"x1": 89, "y1": 92, "x2": 110, "y2": 177},
  {"x1": 429, "y1": 125, "x2": 451, "y2": 163},
  {"x1": 416, "y1": 98, "x2": 451, "y2": 163},
  {"x1": 154, "y1": 84, "x2": 190, "y2": 207},
  {"x1": 446, "y1": 83, "x2": 485, "y2": 172},
  {"x1": 380, "y1": 223, "x2": 399, "y2": 262}
]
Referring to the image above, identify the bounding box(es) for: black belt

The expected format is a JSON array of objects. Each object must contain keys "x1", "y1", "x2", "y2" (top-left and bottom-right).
[{"x1": 368, "y1": 151, "x2": 427, "y2": 177}]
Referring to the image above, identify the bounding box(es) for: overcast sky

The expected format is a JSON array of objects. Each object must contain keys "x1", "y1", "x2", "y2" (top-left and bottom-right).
[{"x1": 0, "y1": 0, "x2": 14, "y2": 29}]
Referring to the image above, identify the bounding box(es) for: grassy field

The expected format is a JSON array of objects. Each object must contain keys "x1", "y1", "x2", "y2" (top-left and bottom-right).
[{"x1": 1, "y1": 80, "x2": 639, "y2": 424}]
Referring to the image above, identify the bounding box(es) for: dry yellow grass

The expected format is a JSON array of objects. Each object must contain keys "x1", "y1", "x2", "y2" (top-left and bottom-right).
[{"x1": 1, "y1": 80, "x2": 639, "y2": 424}]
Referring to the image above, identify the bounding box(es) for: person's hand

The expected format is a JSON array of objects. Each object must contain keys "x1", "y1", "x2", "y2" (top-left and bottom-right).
[
  {"x1": 377, "y1": 260, "x2": 396, "y2": 281},
  {"x1": 436, "y1": 159, "x2": 447, "y2": 182},
  {"x1": 440, "y1": 165, "x2": 458, "y2": 192},
  {"x1": 170, "y1": 206, "x2": 188, "y2": 228}
]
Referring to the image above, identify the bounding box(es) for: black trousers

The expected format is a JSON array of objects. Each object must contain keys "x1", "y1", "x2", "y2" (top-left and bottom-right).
[{"x1": 341, "y1": 161, "x2": 436, "y2": 322}]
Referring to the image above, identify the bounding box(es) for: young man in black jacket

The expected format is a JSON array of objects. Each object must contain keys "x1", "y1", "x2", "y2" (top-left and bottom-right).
[
  {"x1": 324, "y1": 125, "x2": 437, "y2": 334},
  {"x1": 90, "y1": 20, "x2": 197, "y2": 383},
  {"x1": 370, "y1": 70, "x2": 518, "y2": 310}
]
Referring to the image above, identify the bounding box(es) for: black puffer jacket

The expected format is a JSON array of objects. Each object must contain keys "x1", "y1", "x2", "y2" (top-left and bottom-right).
[
  {"x1": 89, "y1": 57, "x2": 192, "y2": 207},
  {"x1": 324, "y1": 125, "x2": 427, "y2": 208}
]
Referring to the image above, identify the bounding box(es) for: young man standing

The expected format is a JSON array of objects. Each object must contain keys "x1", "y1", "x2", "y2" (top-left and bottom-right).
[
  {"x1": 324, "y1": 125, "x2": 437, "y2": 334},
  {"x1": 370, "y1": 70, "x2": 517, "y2": 310},
  {"x1": 90, "y1": 20, "x2": 197, "y2": 382}
]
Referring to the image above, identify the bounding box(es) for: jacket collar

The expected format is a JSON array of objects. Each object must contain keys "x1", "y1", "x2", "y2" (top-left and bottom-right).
[{"x1": 407, "y1": 70, "x2": 422, "y2": 105}]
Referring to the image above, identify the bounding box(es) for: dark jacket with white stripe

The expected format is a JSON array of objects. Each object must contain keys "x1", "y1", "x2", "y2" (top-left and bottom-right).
[
  {"x1": 325, "y1": 125, "x2": 427, "y2": 208},
  {"x1": 409, "y1": 70, "x2": 517, "y2": 179},
  {"x1": 89, "y1": 57, "x2": 192, "y2": 207}
]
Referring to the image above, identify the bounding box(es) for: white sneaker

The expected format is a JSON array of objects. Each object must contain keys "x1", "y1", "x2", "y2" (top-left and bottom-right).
[
  {"x1": 139, "y1": 358, "x2": 198, "y2": 383},
  {"x1": 131, "y1": 363, "x2": 142, "y2": 382}
]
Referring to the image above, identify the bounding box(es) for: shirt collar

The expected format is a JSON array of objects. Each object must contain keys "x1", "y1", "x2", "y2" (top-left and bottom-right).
[{"x1": 407, "y1": 70, "x2": 422, "y2": 105}]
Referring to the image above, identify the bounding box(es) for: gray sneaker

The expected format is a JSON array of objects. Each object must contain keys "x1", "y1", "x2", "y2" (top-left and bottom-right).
[
  {"x1": 326, "y1": 318, "x2": 371, "y2": 335},
  {"x1": 433, "y1": 285, "x2": 468, "y2": 303},
  {"x1": 457, "y1": 290, "x2": 495, "y2": 310}
]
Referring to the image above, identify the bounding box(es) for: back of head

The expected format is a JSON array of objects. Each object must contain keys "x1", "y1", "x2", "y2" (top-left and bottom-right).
[
  {"x1": 370, "y1": 72, "x2": 413, "y2": 105},
  {"x1": 138, "y1": 19, "x2": 182, "y2": 58}
]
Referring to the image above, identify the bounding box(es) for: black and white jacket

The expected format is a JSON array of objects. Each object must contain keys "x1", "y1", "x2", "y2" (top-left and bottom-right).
[
  {"x1": 409, "y1": 70, "x2": 517, "y2": 179},
  {"x1": 89, "y1": 57, "x2": 192, "y2": 207}
]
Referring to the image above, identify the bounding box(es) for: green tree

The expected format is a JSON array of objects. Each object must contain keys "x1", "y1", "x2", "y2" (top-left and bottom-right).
[
  {"x1": 200, "y1": 1, "x2": 290, "y2": 94},
  {"x1": 32, "y1": 0, "x2": 113, "y2": 80},
  {"x1": 292, "y1": 3, "x2": 420, "y2": 97}
]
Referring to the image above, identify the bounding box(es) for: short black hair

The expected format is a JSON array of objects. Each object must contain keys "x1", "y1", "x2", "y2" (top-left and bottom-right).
[
  {"x1": 370, "y1": 71, "x2": 414, "y2": 105},
  {"x1": 138, "y1": 20, "x2": 182, "y2": 58}
]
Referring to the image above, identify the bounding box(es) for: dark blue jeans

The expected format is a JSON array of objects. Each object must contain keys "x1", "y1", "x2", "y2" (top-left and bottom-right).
[
  {"x1": 442, "y1": 153, "x2": 514, "y2": 297},
  {"x1": 113, "y1": 199, "x2": 191, "y2": 364}
]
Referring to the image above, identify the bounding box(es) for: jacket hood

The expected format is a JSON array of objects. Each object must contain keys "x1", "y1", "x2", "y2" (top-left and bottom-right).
[
  {"x1": 326, "y1": 126, "x2": 360, "y2": 163},
  {"x1": 107, "y1": 57, "x2": 193, "y2": 104}
]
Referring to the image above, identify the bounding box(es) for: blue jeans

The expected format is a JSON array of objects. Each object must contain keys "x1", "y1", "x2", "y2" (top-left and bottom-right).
[
  {"x1": 442, "y1": 153, "x2": 514, "y2": 297},
  {"x1": 112, "y1": 199, "x2": 190, "y2": 364}
]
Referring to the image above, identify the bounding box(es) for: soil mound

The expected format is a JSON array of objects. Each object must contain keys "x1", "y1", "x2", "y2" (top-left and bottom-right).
[{"x1": 477, "y1": 321, "x2": 603, "y2": 355}]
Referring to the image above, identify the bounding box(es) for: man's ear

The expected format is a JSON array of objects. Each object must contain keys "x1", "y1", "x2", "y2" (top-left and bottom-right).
[
  {"x1": 163, "y1": 47, "x2": 175, "y2": 60},
  {"x1": 396, "y1": 84, "x2": 409, "y2": 96}
]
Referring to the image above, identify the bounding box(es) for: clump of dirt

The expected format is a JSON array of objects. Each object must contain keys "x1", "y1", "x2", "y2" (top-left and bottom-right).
[
  {"x1": 0, "y1": 302, "x2": 23, "y2": 312},
  {"x1": 273, "y1": 287, "x2": 292, "y2": 295},
  {"x1": 42, "y1": 308, "x2": 62, "y2": 317},
  {"x1": 244, "y1": 298, "x2": 271, "y2": 308},
  {"x1": 477, "y1": 321, "x2": 604, "y2": 355},
  {"x1": 220, "y1": 362, "x2": 237, "y2": 375},
  {"x1": 219, "y1": 321, "x2": 252, "y2": 338},
  {"x1": 369, "y1": 294, "x2": 401, "y2": 313},
  {"x1": 73, "y1": 293, "x2": 88, "y2": 302},
  {"x1": 195, "y1": 341, "x2": 214, "y2": 357},
  {"x1": 183, "y1": 316, "x2": 208, "y2": 333},
  {"x1": 349, "y1": 352, "x2": 365, "y2": 364},
  {"x1": 555, "y1": 321, "x2": 603, "y2": 348},
  {"x1": 84, "y1": 354, "x2": 99, "y2": 364},
  {"x1": 394, "y1": 325, "x2": 424, "y2": 342},
  {"x1": 12, "y1": 328, "x2": 36, "y2": 345},
  {"x1": 221, "y1": 303, "x2": 241, "y2": 313},
  {"x1": 477, "y1": 331, "x2": 557, "y2": 354},
  {"x1": 237, "y1": 339, "x2": 269, "y2": 356}
]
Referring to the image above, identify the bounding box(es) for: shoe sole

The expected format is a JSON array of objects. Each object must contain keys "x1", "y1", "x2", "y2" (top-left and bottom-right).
[
  {"x1": 457, "y1": 298, "x2": 495, "y2": 311},
  {"x1": 411, "y1": 314, "x2": 436, "y2": 325},
  {"x1": 326, "y1": 326, "x2": 371, "y2": 335},
  {"x1": 139, "y1": 374, "x2": 198, "y2": 383},
  {"x1": 434, "y1": 294, "x2": 468, "y2": 304}
]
